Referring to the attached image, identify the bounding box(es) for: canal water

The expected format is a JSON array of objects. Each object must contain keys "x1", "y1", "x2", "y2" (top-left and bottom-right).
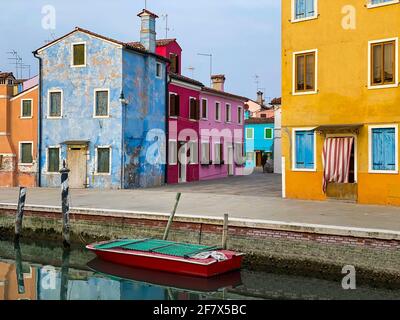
[{"x1": 1, "y1": 238, "x2": 400, "y2": 300}]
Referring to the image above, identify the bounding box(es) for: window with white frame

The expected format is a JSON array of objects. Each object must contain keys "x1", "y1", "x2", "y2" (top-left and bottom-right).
[
  {"x1": 96, "y1": 147, "x2": 111, "y2": 174},
  {"x1": 235, "y1": 142, "x2": 245, "y2": 165},
  {"x1": 293, "y1": 0, "x2": 317, "y2": 21},
  {"x1": 94, "y1": 89, "x2": 109, "y2": 117},
  {"x1": 201, "y1": 141, "x2": 210, "y2": 165},
  {"x1": 215, "y1": 102, "x2": 221, "y2": 121},
  {"x1": 238, "y1": 106, "x2": 243, "y2": 124},
  {"x1": 47, "y1": 147, "x2": 60, "y2": 173},
  {"x1": 214, "y1": 142, "x2": 222, "y2": 164},
  {"x1": 72, "y1": 43, "x2": 86, "y2": 67},
  {"x1": 169, "y1": 140, "x2": 177, "y2": 165},
  {"x1": 201, "y1": 99, "x2": 208, "y2": 119},
  {"x1": 21, "y1": 99, "x2": 32, "y2": 118},
  {"x1": 293, "y1": 129, "x2": 315, "y2": 170},
  {"x1": 225, "y1": 104, "x2": 231, "y2": 122},
  {"x1": 265, "y1": 128, "x2": 273, "y2": 140},
  {"x1": 369, "y1": 38, "x2": 398, "y2": 88},
  {"x1": 48, "y1": 90, "x2": 62, "y2": 118},
  {"x1": 20, "y1": 142, "x2": 33, "y2": 164},
  {"x1": 294, "y1": 50, "x2": 317, "y2": 94},
  {"x1": 368, "y1": 0, "x2": 399, "y2": 8},
  {"x1": 246, "y1": 128, "x2": 254, "y2": 140},
  {"x1": 369, "y1": 125, "x2": 398, "y2": 173},
  {"x1": 156, "y1": 62, "x2": 162, "y2": 78},
  {"x1": 189, "y1": 141, "x2": 198, "y2": 164}
]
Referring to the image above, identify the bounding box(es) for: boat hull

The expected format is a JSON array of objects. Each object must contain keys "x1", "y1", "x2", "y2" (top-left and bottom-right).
[{"x1": 87, "y1": 244, "x2": 243, "y2": 278}]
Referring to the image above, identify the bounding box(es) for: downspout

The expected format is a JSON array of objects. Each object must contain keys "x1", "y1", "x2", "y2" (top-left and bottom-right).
[
  {"x1": 33, "y1": 51, "x2": 42, "y2": 187},
  {"x1": 165, "y1": 62, "x2": 171, "y2": 185}
]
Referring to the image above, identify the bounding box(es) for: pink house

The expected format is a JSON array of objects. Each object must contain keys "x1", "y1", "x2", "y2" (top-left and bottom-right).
[
  {"x1": 199, "y1": 75, "x2": 247, "y2": 180},
  {"x1": 156, "y1": 40, "x2": 202, "y2": 184}
]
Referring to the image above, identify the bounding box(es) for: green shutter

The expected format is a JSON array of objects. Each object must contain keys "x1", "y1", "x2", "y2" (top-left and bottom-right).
[
  {"x1": 96, "y1": 91, "x2": 109, "y2": 116},
  {"x1": 73, "y1": 44, "x2": 85, "y2": 66},
  {"x1": 22, "y1": 100, "x2": 32, "y2": 117},
  {"x1": 21, "y1": 143, "x2": 33, "y2": 164},
  {"x1": 97, "y1": 148, "x2": 110, "y2": 173},
  {"x1": 48, "y1": 148, "x2": 60, "y2": 172}
]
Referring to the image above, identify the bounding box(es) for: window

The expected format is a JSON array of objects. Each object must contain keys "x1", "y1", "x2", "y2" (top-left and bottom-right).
[
  {"x1": 294, "y1": 50, "x2": 316, "y2": 93},
  {"x1": 94, "y1": 89, "x2": 109, "y2": 117},
  {"x1": 169, "y1": 93, "x2": 180, "y2": 117},
  {"x1": 368, "y1": 0, "x2": 399, "y2": 8},
  {"x1": 8, "y1": 79, "x2": 14, "y2": 85},
  {"x1": 156, "y1": 62, "x2": 162, "y2": 78},
  {"x1": 214, "y1": 143, "x2": 223, "y2": 165},
  {"x1": 21, "y1": 99, "x2": 32, "y2": 118},
  {"x1": 201, "y1": 99, "x2": 208, "y2": 119},
  {"x1": 96, "y1": 147, "x2": 111, "y2": 174},
  {"x1": 169, "y1": 53, "x2": 179, "y2": 73},
  {"x1": 235, "y1": 142, "x2": 245, "y2": 165},
  {"x1": 189, "y1": 98, "x2": 199, "y2": 120},
  {"x1": 261, "y1": 114, "x2": 267, "y2": 118},
  {"x1": 369, "y1": 126, "x2": 398, "y2": 173},
  {"x1": 369, "y1": 39, "x2": 397, "y2": 88},
  {"x1": 215, "y1": 102, "x2": 221, "y2": 121},
  {"x1": 293, "y1": 0, "x2": 317, "y2": 21},
  {"x1": 189, "y1": 141, "x2": 198, "y2": 164},
  {"x1": 48, "y1": 91, "x2": 62, "y2": 118},
  {"x1": 72, "y1": 43, "x2": 86, "y2": 67},
  {"x1": 201, "y1": 141, "x2": 211, "y2": 165},
  {"x1": 169, "y1": 140, "x2": 177, "y2": 164},
  {"x1": 225, "y1": 104, "x2": 231, "y2": 122},
  {"x1": 265, "y1": 128, "x2": 273, "y2": 140},
  {"x1": 246, "y1": 128, "x2": 254, "y2": 140},
  {"x1": 0, "y1": 155, "x2": 3, "y2": 169},
  {"x1": 47, "y1": 148, "x2": 60, "y2": 173},
  {"x1": 238, "y1": 107, "x2": 243, "y2": 124},
  {"x1": 20, "y1": 142, "x2": 33, "y2": 164},
  {"x1": 293, "y1": 129, "x2": 315, "y2": 170}
]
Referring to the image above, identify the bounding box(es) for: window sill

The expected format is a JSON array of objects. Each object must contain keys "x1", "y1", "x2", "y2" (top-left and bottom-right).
[
  {"x1": 368, "y1": 169, "x2": 398, "y2": 174},
  {"x1": 169, "y1": 116, "x2": 179, "y2": 119},
  {"x1": 44, "y1": 171, "x2": 60, "y2": 175},
  {"x1": 367, "y1": 0, "x2": 399, "y2": 9},
  {"x1": 368, "y1": 83, "x2": 398, "y2": 90},
  {"x1": 292, "y1": 167, "x2": 316, "y2": 172},
  {"x1": 292, "y1": 90, "x2": 318, "y2": 96},
  {"x1": 47, "y1": 116, "x2": 62, "y2": 119},
  {"x1": 94, "y1": 173, "x2": 111, "y2": 176},
  {"x1": 18, "y1": 163, "x2": 34, "y2": 166},
  {"x1": 71, "y1": 64, "x2": 86, "y2": 68},
  {"x1": 201, "y1": 118, "x2": 208, "y2": 121},
  {"x1": 93, "y1": 116, "x2": 111, "y2": 119},
  {"x1": 20, "y1": 116, "x2": 33, "y2": 119},
  {"x1": 291, "y1": 15, "x2": 318, "y2": 23}
]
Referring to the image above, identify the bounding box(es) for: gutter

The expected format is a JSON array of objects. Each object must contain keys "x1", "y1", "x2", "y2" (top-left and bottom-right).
[
  {"x1": 165, "y1": 66, "x2": 171, "y2": 185},
  {"x1": 33, "y1": 51, "x2": 42, "y2": 187}
]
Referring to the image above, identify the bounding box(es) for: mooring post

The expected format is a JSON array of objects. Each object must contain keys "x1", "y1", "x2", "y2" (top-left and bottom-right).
[
  {"x1": 222, "y1": 213, "x2": 229, "y2": 250},
  {"x1": 14, "y1": 240, "x2": 25, "y2": 294},
  {"x1": 14, "y1": 186, "x2": 27, "y2": 241},
  {"x1": 60, "y1": 247, "x2": 70, "y2": 300},
  {"x1": 60, "y1": 161, "x2": 71, "y2": 248},
  {"x1": 163, "y1": 192, "x2": 182, "y2": 240}
]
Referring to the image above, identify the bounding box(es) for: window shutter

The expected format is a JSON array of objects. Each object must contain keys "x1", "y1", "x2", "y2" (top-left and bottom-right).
[
  {"x1": 295, "y1": 131, "x2": 305, "y2": 168},
  {"x1": 383, "y1": 128, "x2": 396, "y2": 170},
  {"x1": 176, "y1": 95, "x2": 180, "y2": 117},
  {"x1": 169, "y1": 94, "x2": 175, "y2": 116},
  {"x1": 305, "y1": 131, "x2": 314, "y2": 168},
  {"x1": 196, "y1": 99, "x2": 200, "y2": 120},
  {"x1": 372, "y1": 129, "x2": 383, "y2": 170},
  {"x1": 220, "y1": 143, "x2": 224, "y2": 164}
]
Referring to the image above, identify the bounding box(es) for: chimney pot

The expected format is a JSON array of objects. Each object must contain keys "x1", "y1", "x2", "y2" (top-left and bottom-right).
[
  {"x1": 257, "y1": 91, "x2": 264, "y2": 105},
  {"x1": 138, "y1": 9, "x2": 158, "y2": 53},
  {"x1": 211, "y1": 74, "x2": 226, "y2": 92}
]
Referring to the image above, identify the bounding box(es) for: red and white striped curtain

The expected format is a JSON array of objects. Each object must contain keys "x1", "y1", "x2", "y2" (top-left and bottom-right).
[{"x1": 322, "y1": 137, "x2": 354, "y2": 193}]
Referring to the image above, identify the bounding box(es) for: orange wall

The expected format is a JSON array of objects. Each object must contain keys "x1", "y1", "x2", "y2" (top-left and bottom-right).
[{"x1": 0, "y1": 261, "x2": 37, "y2": 300}]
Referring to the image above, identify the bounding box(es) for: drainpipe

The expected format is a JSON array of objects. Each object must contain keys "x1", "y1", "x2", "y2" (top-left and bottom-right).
[
  {"x1": 33, "y1": 51, "x2": 42, "y2": 187},
  {"x1": 165, "y1": 63, "x2": 171, "y2": 185},
  {"x1": 120, "y1": 90, "x2": 126, "y2": 190}
]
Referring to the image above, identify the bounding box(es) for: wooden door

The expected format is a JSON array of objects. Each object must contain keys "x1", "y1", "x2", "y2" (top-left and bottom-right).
[
  {"x1": 67, "y1": 147, "x2": 87, "y2": 188},
  {"x1": 256, "y1": 152, "x2": 262, "y2": 167}
]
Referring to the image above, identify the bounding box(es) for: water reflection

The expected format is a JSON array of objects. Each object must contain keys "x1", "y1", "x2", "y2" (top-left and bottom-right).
[{"x1": 1, "y1": 239, "x2": 400, "y2": 300}]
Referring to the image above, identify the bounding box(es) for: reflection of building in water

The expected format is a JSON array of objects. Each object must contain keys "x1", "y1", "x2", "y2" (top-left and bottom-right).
[{"x1": 0, "y1": 261, "x2": 37, "y2": 300}]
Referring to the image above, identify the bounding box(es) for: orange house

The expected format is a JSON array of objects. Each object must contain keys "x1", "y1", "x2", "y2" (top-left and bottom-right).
[
  {"x1": 0, "y1": 261, "x2": 37, "y2": 300},
  {"x1": 0, "y1": 72, "x2": 38, "y2": 187}
]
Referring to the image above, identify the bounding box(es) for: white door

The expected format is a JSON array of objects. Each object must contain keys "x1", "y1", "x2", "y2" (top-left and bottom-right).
[
  {"x1": 67, "y1": 146, "x2": 87, "y2": 188},
  {"x1": 228, "y1": 146, "x2": 234, "y2": 176},
  {"x1": 178, "y1": 142, "x2": 187, "y2": 183}
]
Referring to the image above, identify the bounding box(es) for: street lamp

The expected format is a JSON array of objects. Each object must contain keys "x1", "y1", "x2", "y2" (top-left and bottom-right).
[
  {"x1": 197, "y1": 53, "x2": 213, "y2": 87},
  {"x1": 119, "y1": 90, "x2": 129, "y2": 106}
]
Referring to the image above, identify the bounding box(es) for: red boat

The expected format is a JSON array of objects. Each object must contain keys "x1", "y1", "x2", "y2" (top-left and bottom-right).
[{"x1": 86, "y1": 239, "x2": 243, "y2": 278}]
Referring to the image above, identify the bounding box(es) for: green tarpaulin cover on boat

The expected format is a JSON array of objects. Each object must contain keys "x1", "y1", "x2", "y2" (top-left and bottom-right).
[{"x1": 94, "y1": 239, "x2": 218, "y2": 258}]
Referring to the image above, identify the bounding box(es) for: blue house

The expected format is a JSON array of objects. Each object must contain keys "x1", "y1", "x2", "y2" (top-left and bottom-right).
[
  {"x1": 34, "y1": 9, "x2": 167, "y2": 189},
  {"x1": 244, "y1": 118, "x2": 275, "y2": 168}
]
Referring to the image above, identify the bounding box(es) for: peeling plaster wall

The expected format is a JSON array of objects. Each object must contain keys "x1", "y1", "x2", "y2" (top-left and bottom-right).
[
  {"x1": 39, "y1": 32, "x2": 123, "y2": 189},
  {"x1": 122, "y1": 49, "x2": 166, "y2": 188}
]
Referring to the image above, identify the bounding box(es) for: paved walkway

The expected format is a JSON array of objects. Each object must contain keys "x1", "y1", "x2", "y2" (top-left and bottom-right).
[{"x1": 1, "y1": 172, "x2": 400, "y2": 233}]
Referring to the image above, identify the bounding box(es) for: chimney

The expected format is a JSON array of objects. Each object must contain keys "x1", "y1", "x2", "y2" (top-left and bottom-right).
[
  {"x1": 256, "y1": 91, "x2": 264, "y2": 105},
  {"x1": 211, "y1": 74, "x2": 226, "y2": 92},
  {"x1": 137, "y1": 9, "x2": 159, "y2": 53}
]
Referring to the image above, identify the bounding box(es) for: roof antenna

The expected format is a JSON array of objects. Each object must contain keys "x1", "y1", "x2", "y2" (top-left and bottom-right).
[
  {"x1": 162, "y1": 14, "x2": 170, "y2": 38},
  {"x1": 144, "y1": 0, "x2": 147, "y2": 9}
]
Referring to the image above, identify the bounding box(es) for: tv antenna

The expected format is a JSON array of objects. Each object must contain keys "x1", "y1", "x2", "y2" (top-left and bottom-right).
[{"x1": 161, "y1": 14, "x2": 170, "y2": 38}]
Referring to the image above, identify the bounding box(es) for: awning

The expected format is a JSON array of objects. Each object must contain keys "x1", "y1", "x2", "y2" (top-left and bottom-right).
[
  {"x1": 315, "y1": 124, "x2": 363, "y2": 134},
  {"x1": 61, "y1": 140, "x2": 90, "y2": 145}
]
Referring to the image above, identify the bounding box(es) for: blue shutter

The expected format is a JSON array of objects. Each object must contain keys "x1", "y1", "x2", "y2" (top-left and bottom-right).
[
  {"x1": 305, "y1": 0, "x2": 315, "y2": 17},
  {"x1": 295, "y1": 0, "x2": 305, "y2": 19},
  {"x1": 305, "y1": 131, "x2": 315, "y2": 169},
  {"x1": 295, "y1": 131, "x2": 305, "y2": 168},
  {"x1": 372, "y1": 128, "x2": 396, "y2": 171}
]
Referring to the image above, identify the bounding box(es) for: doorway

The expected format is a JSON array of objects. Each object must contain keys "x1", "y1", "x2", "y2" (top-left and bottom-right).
[
  {"x1": 67, "y1": 146, "x2": 87, "y2": 188},
  {"x1": 228, "y1": 146, "x2": 234, "y2": 176},
  {"x1": 178, "y1": 141, "x2": 187, "y2": 183}
]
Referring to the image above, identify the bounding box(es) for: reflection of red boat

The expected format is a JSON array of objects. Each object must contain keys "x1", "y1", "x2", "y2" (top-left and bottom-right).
[
  {"x1": 87, "y1": 258, "x2": 242, "y2": 293},
  {"x1": 86, "y1": 239, "x2": 243, "y2": 278}
]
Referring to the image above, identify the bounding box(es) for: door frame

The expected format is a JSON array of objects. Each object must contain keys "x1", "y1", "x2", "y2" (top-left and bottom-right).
[
  {"x1": 67, "y1": 144, "x2": 88, "y2": 188},
  {"x1": 178, "y1": 142, "x2": 187, "y2": 183},
  {"x1": 325, "y1": 133, "x2": 358, "y2": 183}
]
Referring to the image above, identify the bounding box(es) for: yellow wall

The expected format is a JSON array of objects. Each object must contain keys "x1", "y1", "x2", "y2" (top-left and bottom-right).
[{"x1": 282, "y1": 0, "x2": 400, "y2": 205}]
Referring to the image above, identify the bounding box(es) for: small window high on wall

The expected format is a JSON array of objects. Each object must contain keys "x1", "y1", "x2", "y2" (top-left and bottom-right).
[
  {"x1": 169, "y1": 53, "x2": 179, "y2": 73},
  {"x1": 369, "y1": 39, "x2": 397, "y2": 88},
  {"x1": 294, "y1": 50, "x2": 317, "y2": 94},
  {"x1": 293, "y1": 0, "x2": 317, "y2": 21},
  {"x1": 72, "y1": 43, "x2": 86, "y2": 67}
]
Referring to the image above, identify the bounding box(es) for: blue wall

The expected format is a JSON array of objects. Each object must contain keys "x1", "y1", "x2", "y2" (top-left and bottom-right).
[
  {"x1": 244, "y1": 123, "x2": 274, "y2": 168},
  {"x1": 39, "y1": 30, "x2": 166, "y2": 189}
]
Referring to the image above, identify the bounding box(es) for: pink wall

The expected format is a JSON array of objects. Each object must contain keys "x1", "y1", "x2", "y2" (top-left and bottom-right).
[
  {"x1": 156, "y1": 41, "x2": 182, "y2": 74},
  {"x1": 199, "y1": 91, "x2": 245, "y2": 180},
  {"x1": 167, "y1": 83, "x2": 200, "y2": 184}
]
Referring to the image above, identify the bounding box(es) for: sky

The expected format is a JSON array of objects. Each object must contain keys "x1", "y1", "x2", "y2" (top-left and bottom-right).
[{"x1": 0, "y1": 0, "x2": 281, "y2": 100}]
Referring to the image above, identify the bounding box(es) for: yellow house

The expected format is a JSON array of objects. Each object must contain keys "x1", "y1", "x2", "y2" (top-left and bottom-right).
[{"x1": 282, "y1": 0, "x2": 400, "y2": 205}]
